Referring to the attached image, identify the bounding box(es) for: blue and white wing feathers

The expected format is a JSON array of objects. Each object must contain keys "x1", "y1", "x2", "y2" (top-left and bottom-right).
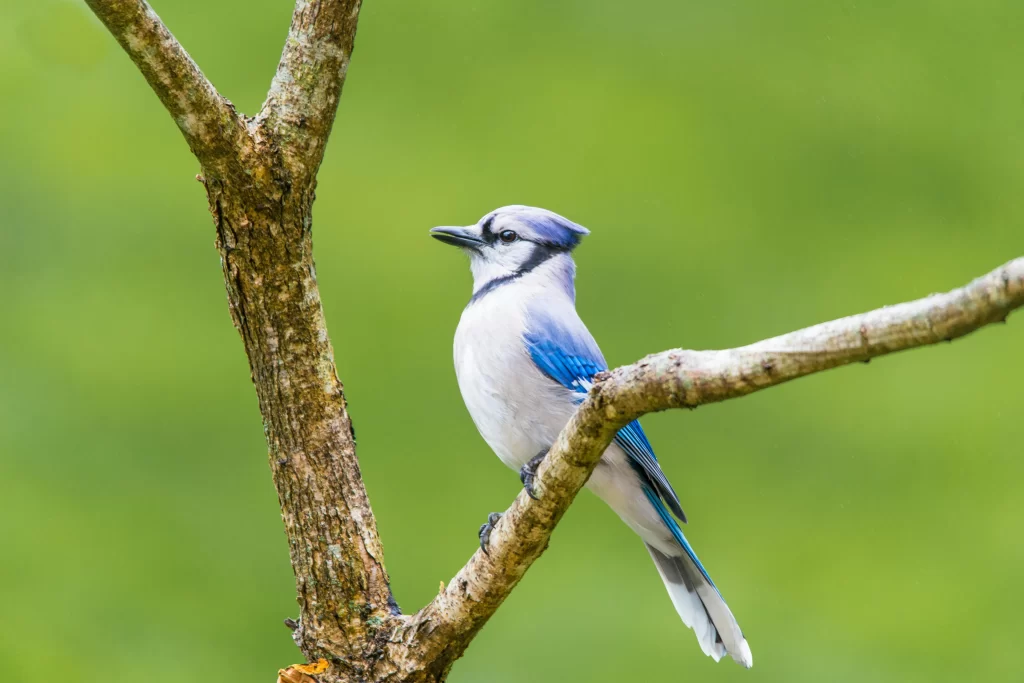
[{"x1": 522, "y1": 307, "x2": 686, "y2": 523}]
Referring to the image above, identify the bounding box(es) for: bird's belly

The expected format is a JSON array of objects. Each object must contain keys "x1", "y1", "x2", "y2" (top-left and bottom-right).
[
  {"x1": 458, "y1": 356, "x2": 576, "y2": 470},
  {"x1": 455, "y1": 311, "x2": 577, "y2": 470}
]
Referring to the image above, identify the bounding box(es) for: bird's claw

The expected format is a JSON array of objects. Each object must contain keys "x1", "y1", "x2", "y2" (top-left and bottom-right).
[
  {"x1": 479, "y1": 512, "x2": 503, "y2": 555},
  {"x1": 519, "y1": 450, "x2": 547, "y2": 500}
]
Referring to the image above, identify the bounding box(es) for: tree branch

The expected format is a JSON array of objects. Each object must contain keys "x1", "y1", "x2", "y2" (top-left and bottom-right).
[
  {"x1": 84, "y1": 0, "x2": 252, "y2": 172},
  {"x1": 402, "y1": 257, "x2": 1024, "y2": 671},
  {"x1": 260, "y1": 0, "x2": 363, "y2": 178},
  {"x1": 88, "y1": 1, "x2": 394, "y2": 677}
]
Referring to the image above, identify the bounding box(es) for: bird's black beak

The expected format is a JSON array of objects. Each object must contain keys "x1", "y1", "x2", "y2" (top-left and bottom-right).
[{"x1": 430, "y1": 226, "x2": 486, "y2": 250}]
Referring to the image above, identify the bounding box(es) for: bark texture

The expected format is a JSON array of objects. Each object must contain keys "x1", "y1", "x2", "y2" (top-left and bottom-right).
[{"x1": 82, "y1": 1, "x2": 1024, "y2": 682}]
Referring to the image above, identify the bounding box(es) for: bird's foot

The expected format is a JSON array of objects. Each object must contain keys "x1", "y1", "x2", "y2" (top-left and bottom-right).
[
  {"x1": 519, "y1": 450, "x2": 547, "y2": 500},
  {"x1": 478, "y1": 512, "x2": 503, "y2": 555}
]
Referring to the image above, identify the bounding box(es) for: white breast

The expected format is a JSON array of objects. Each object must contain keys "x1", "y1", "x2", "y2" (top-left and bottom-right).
[
  {"x1": 452, "y1": 273, "x2": 679, "y2": 554},
  {"x1": 453, "y1": 282, "x2": 577, "y2": 471}
]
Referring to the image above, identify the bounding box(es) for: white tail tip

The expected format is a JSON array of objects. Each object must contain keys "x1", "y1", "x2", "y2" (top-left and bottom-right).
[{"x1": 732, "y1": 638, "x2": 754, "y2": 668}]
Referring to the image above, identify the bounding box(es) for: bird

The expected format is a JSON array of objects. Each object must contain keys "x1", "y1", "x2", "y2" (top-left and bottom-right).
[{"x1": 430, "y1": 205, "x2": 752, "y2": 667}]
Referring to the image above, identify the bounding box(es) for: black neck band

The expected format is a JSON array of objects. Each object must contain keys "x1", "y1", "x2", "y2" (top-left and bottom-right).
[{"x1": 468, "y1": 245, "x2": 566, "y2": 305}]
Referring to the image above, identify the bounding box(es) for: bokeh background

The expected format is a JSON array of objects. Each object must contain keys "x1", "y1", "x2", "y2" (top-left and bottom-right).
[{"x1": 2, "y1": 1, "x2": 1023, "y2": 681}]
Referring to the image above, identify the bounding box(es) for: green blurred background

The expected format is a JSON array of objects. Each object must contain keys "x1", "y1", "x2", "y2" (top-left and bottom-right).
[{"x1": 2, "y1": 1, "x2": 1022, "y2": 681}]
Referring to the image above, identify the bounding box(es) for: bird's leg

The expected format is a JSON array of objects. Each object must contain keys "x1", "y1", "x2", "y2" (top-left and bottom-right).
[
  {"x1": 519, "y1": 449, "x2": 548, "y2": 500},
  {"x1": 478, "y1": 512, "x2": 503, "y2": 555}
]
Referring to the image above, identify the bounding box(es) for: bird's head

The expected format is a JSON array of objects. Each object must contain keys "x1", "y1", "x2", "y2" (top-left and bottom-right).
[{"x1": 430, "y1": 205, "x2": 589, "y2": 295}]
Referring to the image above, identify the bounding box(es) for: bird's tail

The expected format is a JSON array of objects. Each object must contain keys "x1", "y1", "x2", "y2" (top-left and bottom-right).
[{"x1": 646, "y1": 543, "x2": 753, "y2": 668}]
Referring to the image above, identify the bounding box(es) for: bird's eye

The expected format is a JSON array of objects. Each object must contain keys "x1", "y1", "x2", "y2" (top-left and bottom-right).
[{"x1": 498, "y1": 230, "x2": 518, "y2": 244}]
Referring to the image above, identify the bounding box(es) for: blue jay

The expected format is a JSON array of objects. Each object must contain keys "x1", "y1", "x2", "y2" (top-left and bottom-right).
[{"x1": 430, "y1": 205, "x2": 752, "y2": 668}]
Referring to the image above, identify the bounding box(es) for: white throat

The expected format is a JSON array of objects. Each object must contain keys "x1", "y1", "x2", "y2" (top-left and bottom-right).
[{"x1": 468, "y1": 250, "x2": 577, "y2": 305}]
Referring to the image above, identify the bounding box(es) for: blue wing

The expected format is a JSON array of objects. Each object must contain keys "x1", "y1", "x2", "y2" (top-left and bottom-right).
[
  {"x1": 617, "y1": 420, "x2": 686, "y2": 523},
  {"x1": 523, "y1": 309, "x2": 687, "y2": 523}
]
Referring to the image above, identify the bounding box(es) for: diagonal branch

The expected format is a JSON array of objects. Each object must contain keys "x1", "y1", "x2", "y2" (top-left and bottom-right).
[
  {"x1": 401, "y1": 257, "x2": 1024, "y2": 672},
  {"x1": 260, "y1": 0, "x2": 363, "y2": 178},
  {"x1": 85, "y1": 0, "x2": 252, "y2": 172}
]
